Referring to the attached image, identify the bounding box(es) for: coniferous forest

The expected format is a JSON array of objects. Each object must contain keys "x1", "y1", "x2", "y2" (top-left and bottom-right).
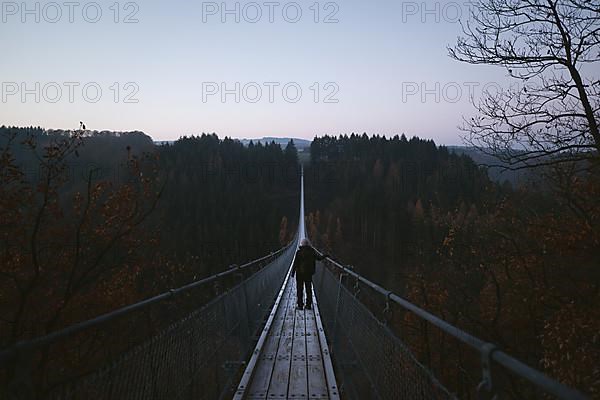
[
  {"x1": 1, "y1": 127, "x2": 299, "y2": 343},
  {"x1": 304, "y1": 134, "x2": 600, "y2": 396},
  {"x1": 4, "y1": 0, "x2": 599, "y2": 398},
  {"x1": 1, "y1": 126, "x2": 599, "y2": 396}
]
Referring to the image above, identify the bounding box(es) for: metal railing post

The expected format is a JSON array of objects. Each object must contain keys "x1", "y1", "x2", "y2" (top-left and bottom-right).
[
  {"x1": 382, "y1": 291, "x2": 392, "y2": 326},
  {"x1": 352, "y1": 276, "x2": 360, "y2": 299},
  {"x1": 477, "y1": 343, "x2": 499, "y2": 400}
]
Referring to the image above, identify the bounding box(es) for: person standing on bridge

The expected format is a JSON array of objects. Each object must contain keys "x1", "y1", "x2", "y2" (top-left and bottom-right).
[{"x1": 291, "y1": 238, "x2": 328, "y2": 310}]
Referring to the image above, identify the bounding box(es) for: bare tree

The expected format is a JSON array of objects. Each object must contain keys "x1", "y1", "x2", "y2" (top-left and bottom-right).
[
  {"x1": 449, "y1": 0, "x2": 600, "y2": 169},
  {"x1": 0, "y1": 128, "x2": 165, "y2": 395}
]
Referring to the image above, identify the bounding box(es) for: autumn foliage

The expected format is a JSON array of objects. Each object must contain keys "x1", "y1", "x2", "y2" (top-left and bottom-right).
[
  {"x1": 0, "y1": 127, "x2": 167, "y2": 394},
  {"x1": 306, "y1": 134, "x2": 599, "y2": 397}
]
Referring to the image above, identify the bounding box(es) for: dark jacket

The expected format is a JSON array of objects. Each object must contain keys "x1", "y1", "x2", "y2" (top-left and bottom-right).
[{"x1": 292, "y1": 245, "x2": 327, "y2": 279}]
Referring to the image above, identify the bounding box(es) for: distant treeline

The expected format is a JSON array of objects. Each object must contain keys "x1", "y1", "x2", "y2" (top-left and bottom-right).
[
  {"x1": 303, "y1": 133, "x2": 599, "y2": 397},
  {"x1": 3, "y1": 126, "x2": 597, "y2": 396},
  {"x1": 156, "y1": 134, "x2": 300, "y2": 277},
  {"x1": 304, "y1": 133, "x2": 493, "y2": 282}
]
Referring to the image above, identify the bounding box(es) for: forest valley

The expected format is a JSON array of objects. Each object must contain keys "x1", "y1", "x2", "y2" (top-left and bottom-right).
[{"x1": 1, "y1": 127, "x2": 598, "y2": 397}]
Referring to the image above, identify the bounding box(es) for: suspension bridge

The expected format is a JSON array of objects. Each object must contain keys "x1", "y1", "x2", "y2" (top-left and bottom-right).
[{"x1": 0, "y1": 170, "x2": 588, "y2": 399}]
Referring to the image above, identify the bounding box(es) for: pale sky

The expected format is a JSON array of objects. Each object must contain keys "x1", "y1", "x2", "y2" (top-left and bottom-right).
[{"x1": 1, "y1": 0, "x2": 513, "y2": 144}]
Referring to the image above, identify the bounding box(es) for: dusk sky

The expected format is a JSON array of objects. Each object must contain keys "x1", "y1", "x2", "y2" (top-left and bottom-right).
[{"x1": 1, "y1": 0, "x2": 514, "y2": 144}]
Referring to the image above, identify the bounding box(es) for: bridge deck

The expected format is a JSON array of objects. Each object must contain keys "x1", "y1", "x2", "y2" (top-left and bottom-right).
[{"x1": 235, "y1": 266, "x2": 339, "y2": 400}]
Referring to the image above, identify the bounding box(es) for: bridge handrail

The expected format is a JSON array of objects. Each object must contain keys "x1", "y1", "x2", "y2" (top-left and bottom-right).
[
  {"x1": 316, "y1": 250, "x2": 588, "y2": 400},
  {"x1": 0, "y1": 243, "x2": 293, "y2": 365}
]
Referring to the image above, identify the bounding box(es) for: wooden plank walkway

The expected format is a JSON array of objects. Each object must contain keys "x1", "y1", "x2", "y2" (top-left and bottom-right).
[{"x1": 234, "y1": 264, "x2": 339, "y2": 400}]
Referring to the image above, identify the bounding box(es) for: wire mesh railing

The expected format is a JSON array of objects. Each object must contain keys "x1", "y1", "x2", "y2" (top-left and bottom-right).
[
  {"x1": 313, "y1": 253, "x2": 588, "y2": 400},
  {"x1": 313, "y1": 260, "x2": 454, "y2": 400},
  {"x1": 0, "y1": 239, "x2": 297, "y2": 400}
]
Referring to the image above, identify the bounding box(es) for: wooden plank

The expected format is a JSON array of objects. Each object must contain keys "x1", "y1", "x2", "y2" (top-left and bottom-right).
[
  {"x1": 267, "y1": 291, "x2": 296, "y2": 397},
  {"x1": 288, "y1": 308, "x2": 308, "y2": 399},
  {"x1": 235, "y1": 250, "x2": 337, "y2": 399},
  {"x1": 305, "y1": 309, "x2": 320, "y2": 360},
  {"x1": 307, "y1": 362, "x2": 329, "y2": 400},
  {"x1": 312, "y1": 287, "x2": 341, "y2": 400},
  {"x1": 305, "y1": 306, "x2": 328, "y2": 399},
  {"x1": 246, "y1": 334, "x2": 278, "y2": 398},
  {"x1": 244, "y1": 284, "x2": 294, "y2": 399},
  {"x1": 264, "y1": 311, "x2": 288, "y2": 354},
  {"x1": 292, "y1": 309, "x2": 307, "y2": 358}
]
